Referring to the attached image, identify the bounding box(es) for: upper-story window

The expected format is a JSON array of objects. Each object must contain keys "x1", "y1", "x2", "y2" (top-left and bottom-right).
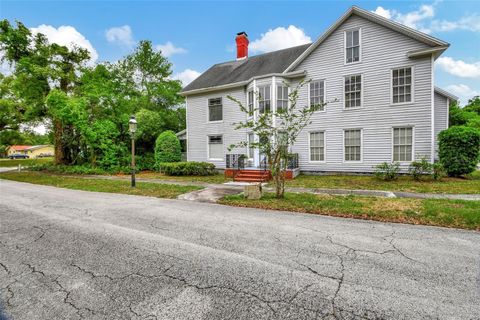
[
  {"x1": 309, "y1": 80, "x2": 325, "y2": 111},
  {"x1": 258, "y1": 85, "x2": 271, "y2": 114},
  {"x1": 277, "y1": 85, "x2": 288, "y2": 112},
  {"x1": 392, "y1": 67, "x2": 412, "y2": 104},
  {"x1": 344, "y1": 75, "x2": 362, "y2": 108},
  {"x1": 345, "y1": 29, "x2": 360, "y2": 64},
  {"x1": 247, "y1": 90, "x2": 254, "y2": 113},
  {"x1": 208, "y1": 97, "x2": 222, "y2": 122}
]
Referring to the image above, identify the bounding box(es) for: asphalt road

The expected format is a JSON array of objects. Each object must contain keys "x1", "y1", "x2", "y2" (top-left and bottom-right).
[{"x1": 0, "y1": 180, "x2": 479, "y2": 320}]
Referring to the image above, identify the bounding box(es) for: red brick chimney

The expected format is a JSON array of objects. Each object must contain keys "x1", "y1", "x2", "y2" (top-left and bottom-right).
[{"x1": 235, "y1": 32, "x2": 249, "y2": 60}]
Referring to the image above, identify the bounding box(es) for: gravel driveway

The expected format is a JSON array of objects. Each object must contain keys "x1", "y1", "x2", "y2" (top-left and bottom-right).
[{"x1": 1, "y1": 179, "x2": 479, "y2": 319}]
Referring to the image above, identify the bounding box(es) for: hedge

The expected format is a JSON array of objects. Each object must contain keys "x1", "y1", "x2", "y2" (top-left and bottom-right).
[
  {"x1": 438, "y1": 126, "x2": 480, "y2": 177},
  {"x1": 160, "y1": 161, "x2": 217, "y2": 176}
]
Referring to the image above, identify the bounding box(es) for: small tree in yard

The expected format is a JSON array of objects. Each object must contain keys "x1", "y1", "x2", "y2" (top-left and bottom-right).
[
  {"x1": 154, "y1": 130, "x2": 181, "y2": 166},
  {"x1": 228, "y1": 81, "x2": 329, "y2": 199}
]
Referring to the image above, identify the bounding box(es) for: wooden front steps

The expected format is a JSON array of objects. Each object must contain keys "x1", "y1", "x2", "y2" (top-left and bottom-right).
[{"x1": 233, "y1": 170, "x2": 271, "y2": 182}]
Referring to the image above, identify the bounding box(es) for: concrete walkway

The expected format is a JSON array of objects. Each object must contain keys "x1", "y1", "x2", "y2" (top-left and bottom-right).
[{"x1": 78, "y1": 174, "x2": 480, "y2": 202}]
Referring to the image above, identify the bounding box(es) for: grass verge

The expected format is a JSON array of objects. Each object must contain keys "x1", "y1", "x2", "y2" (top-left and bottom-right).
[
  {"x1": 219, "y1": 192, "x2": 480, "y2": 230},
  {"x1": 130, "y1": 171, "x2": 230, "y2": 184},
  {"x1": 284, "y1": 173, "x2": 480, "y2": 194},
  {"x1": 0, "y1": 171, "x2": 201, "y2": 199},
  {"x1": 0, "y1": 158, "x2": 53, "y2": 167}
]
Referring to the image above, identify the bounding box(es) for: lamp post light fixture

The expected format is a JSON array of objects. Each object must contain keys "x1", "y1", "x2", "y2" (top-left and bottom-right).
[{"x1": 129, "y1": 115, "x2": 137, "y2": 187}]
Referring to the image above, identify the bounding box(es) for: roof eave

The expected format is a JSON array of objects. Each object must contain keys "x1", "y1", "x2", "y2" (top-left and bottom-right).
[
  {"x1": 180, "y1": 70, "x2": 307, "y2": 96},
  {"x1": 434, "y1": 86, "x2": 459, "y2": 102},
  {"x1": 407, "y1": 46, "x2": 449, "y2": 59}
]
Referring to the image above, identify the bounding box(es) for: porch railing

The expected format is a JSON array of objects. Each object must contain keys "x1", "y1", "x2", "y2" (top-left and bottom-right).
[
  {"x1": 226, "y1": 154, "x2": 246, "y2": 170},
  {"x1": 287, "y1": 153, "x2": 299, "y2": 169}
]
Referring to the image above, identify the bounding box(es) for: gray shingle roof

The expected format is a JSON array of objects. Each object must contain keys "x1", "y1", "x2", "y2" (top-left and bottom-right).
[{"x1": 182, "y1": 44, "x2": 311, "y2": 93}]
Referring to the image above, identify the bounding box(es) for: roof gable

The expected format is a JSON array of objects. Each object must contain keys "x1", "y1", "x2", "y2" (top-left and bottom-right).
[{"x1": 285, "y1": 6, "x2": 449, "y2": 72}]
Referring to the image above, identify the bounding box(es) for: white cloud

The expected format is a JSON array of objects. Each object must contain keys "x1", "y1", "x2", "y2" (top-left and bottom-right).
[
  {"x1": 445, "y1": 84, "x2": 480, "y2": 105},
  {"x1": 173, "y1": 68, "x2": 201, "y2": 86},
  {"x1": 0, "y1": 51, "x2": 13, "y2": 75},
  {"x1": 430, "y1": 14, "x2": 480, "y2": 32},
  {"x1": 30, "y1": 24, "x2": 98, "y2": 63},
  {"x1": 249, "y1": 25, "x2": 311, "y2": 53},
  {"x1": 372, "y1": 4, "x2": 434, "y2": 33},
  {"x1": 105, "y1": 25, "x2": 135, "y2": 47},
  {"x1": 372, "y1": 4, "x2": 480, "y2": 34},
  {"x1": 372, "y1": 6, "x2": 392, "y2": 19},
  {"x1": 436, "y1": 57, "x2": 480, "y2": 79},
  {"x1": 156, "y1": 42, "x2": 187, "y2": 57}
]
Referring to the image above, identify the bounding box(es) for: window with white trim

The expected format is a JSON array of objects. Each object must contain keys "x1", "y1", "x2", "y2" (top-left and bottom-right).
[
  {"x1": 393, "y1": 127, "x2": 413, "y2": 161},
  {"x1": 344, "y1": 75, "x2": 362, "y2": 108},
  {"x1": 277, "y1": 85, "x2": 288, "y2": 112},
  {"x1": 258, "y1": 85, "x2": 271, "y2": 114},
  {"x1": 309, "y1": 80, "x2": 325, "y2": 111},
  {"x1": 345, "y1": 29, "x2": 360, "y2": 63},
  {"x1": 248, "y1": 90, "x2": 254, "y2": 113},
  {"x1": 208, "y1": 98, "x2": 222, "y2": 121},
  {"x1": 208, "y1": 135, "x2": 223, "y2": 159},
  {"x1": 392, "y1": 67, "x2": 412, "y2": 103},
  {"x1": 248, "y1": 133, "x2": 254, "y2": 159},
  {"x1": 344, "y1": 129, "x2": 361, "y2": 161},
  {"x1": 309, "y1": 131, "x2": 325, "y2": 162}
]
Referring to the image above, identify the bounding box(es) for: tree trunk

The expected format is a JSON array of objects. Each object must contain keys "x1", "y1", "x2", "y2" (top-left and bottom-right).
[{"x1": 53, "y1": 119, "x2": 64, "y2": 165}]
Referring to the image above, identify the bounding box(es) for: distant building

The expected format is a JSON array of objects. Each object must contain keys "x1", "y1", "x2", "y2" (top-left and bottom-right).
[{"x1": 6, "y1": 145, "x2": 54, "y2": 158}]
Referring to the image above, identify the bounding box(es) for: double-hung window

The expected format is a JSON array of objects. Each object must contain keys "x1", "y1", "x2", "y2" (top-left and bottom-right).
[
  {"x1": 309, "y1": 80, "x2": 325, "y2": 111},
  {"x1": 392, "y1": 67, "x2": 412, "y2": 104},
  {"x1": 247, "y1": 90, "x2": 254, "y2": 114},
  {"x1": 208, "y1": 135, "x2": 223, "y2": 160},
  {"x1": 344, "y1": 75, "x2": 362, "y2": 108},
  {"x1": 393, "y1": 127, "x2": 413, "y2": 161},
  {"x1": 208, "y1": 97, "x2": 222, "y2": 122},
  {"x1": 277, "y1": 85, "x2": 288, "y2": 112},
  {"x1": 258, "y1": 85, "x2": 271, "y2": 114},
  {"x1": 344, "y1": 129, "x2": 361, "y2": 161},
  {"x1": 345, "y1": 29, "x2": 360, "y2": 63},
  {"x1": 309, "y1": 131, "x2": 325, "y2": 162}
]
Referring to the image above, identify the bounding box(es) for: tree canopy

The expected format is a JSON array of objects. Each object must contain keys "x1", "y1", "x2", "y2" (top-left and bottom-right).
[{"x1": 0, "y1": 19, "x2": 185, "y2": 169}]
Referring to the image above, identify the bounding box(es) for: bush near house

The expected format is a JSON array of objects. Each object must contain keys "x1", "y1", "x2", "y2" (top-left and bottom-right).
[
  {"x1": 374, "y1": 162, "x2": 400, "y2": 181},
  {"x1": 438, "y1": 126, "x2": 480, "y2": 177},
  {"x1": 154, "y1": 131, "x2": 182, "y2": 167},
  {"x1": 160, "y1": 162, "x2": 216, "y2": 176},
  {"x1": 408, "y1": 157, "x2": 433, "y2": 181}
]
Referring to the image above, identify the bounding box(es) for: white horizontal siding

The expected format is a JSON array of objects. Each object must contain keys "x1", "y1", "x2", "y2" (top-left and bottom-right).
[
  {"x1": 186, "y1": 88, "x2": 247, "y2": 168},
  {"x1": 290, "y1": 14, "x2": 433, "y2": 172},
  {"x1": 434, "y1": 92, "x2": 449, "y2": 159}
]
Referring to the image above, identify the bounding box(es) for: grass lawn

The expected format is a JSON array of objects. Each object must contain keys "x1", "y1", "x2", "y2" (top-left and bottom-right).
[
  {"x1": 284, "y1": 172, "x2": 480, "y2": 194},
  {"x1": 0, "y1": 171, "x2": 201, "y2": 199},
  {"x1": 129, "y1": 171, "x2": 231, "y2": 184},
  {"x1": 0, "y1": 158, "x2": 53, "y2": 167},
  {"x1": 220, "y1": 192, "x2": 480, "y2": 230}
]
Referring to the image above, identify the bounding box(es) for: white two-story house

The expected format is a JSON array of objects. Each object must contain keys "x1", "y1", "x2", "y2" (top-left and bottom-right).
[{"x1": 180, "y1": 6, "x2": 458, "y2": 176}]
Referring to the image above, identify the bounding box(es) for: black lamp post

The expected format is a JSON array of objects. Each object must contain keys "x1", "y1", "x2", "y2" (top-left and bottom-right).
[{"x1": 129, "y1": 116, "x2": 137, "y2": 187}]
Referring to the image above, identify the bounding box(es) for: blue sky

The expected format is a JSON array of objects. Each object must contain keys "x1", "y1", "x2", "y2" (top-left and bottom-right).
[{"x1": 1, "y1": 0, "x2": 480, "y2": 104}]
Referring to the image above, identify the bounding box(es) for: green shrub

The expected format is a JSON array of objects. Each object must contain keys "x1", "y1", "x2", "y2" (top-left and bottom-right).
[
  {"x1": 374, "y1": 162, "x2": 400, "y2": 181},
  {"x1": 439, "y1": 126, "x2": 480, "y2": 177},
  {"x1": 160, "y1": 162, "x2": 216, "y2": 176},
  {"x1": 154, "y1": 131, "x2": 181, "y2": 167},
  {"x1": 135, "y1": 153, "x2": 156, "y2": 171},
  {"x1": 408, "y1": 157, "x2": 433, "y2": 181},
  {"x1": 432, "y1": 162, "x2": 446, "y2": 181},
  {"x1": 29, "y1": 164, "x2": 130, "y2": 175}
]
